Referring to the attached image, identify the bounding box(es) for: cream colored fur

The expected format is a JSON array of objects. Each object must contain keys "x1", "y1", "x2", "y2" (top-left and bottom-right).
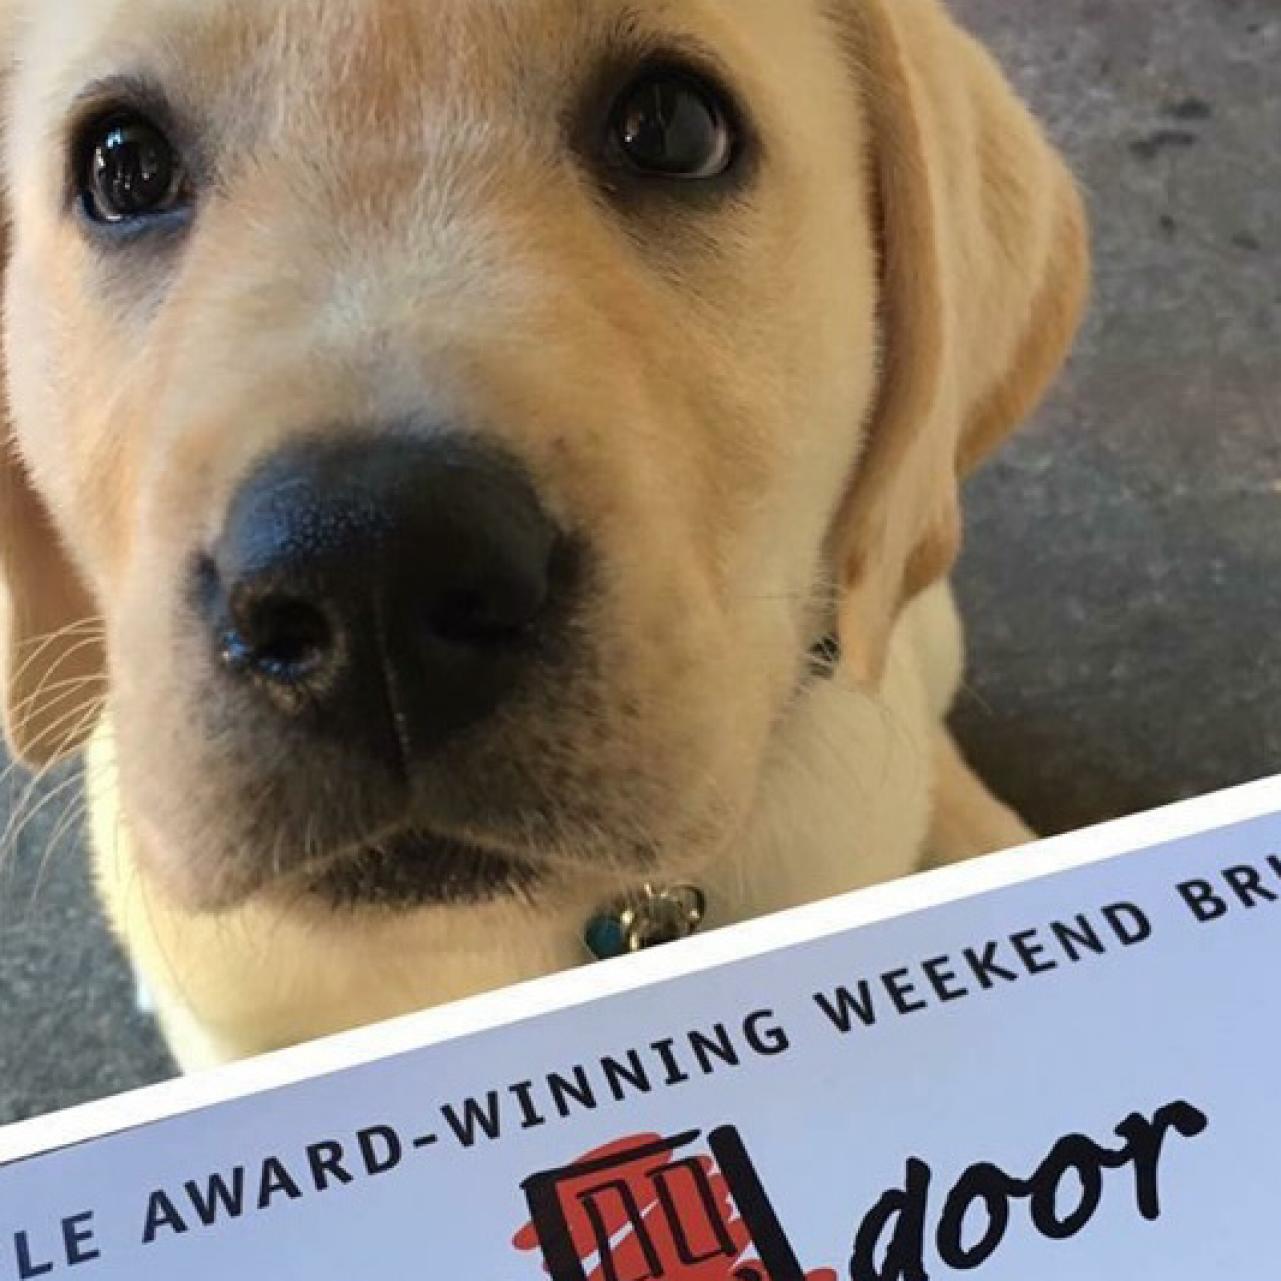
[{"x1": 0, "y1": 0, "x2": 1086, "y2": 1072}]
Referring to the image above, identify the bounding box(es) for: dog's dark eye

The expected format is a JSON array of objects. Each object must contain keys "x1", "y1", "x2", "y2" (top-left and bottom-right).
[
  {"x1": 77, "y1": 113, "x2": 187, "y2": 225},
  {"x1": 610, "y1": 72, "x2": 736, "y2": 180}
]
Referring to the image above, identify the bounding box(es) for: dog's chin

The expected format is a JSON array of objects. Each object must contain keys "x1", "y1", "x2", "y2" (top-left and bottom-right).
[
  {"x1": 302, "y1": 829, "x2": 544, "y2": 911},
  {"x1": 131, "y1": 803, "x2": 546, "y2": 915}
]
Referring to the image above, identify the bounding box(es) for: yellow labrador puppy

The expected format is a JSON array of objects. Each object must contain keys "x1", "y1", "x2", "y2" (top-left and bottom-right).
[{"x1": 0, "y1": 0, "x2": 1088, "y2": 1071}]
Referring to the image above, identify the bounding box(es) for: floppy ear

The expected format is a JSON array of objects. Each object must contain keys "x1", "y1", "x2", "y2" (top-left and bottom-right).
[
  {"x1": 0, "y1": 34, "x2": 105, "y2": 765},
  {"x1": 827, "y1": 0, "x2": 1090, "y2": 682},
  {"x1": 0, "y1": 426, "x2": 104, "y2": 767}
]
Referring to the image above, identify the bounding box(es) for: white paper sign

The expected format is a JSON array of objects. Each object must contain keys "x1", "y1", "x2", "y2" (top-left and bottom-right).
[{"x1": 2, "y1": 777, "x2": 1280, "y2": 1279}]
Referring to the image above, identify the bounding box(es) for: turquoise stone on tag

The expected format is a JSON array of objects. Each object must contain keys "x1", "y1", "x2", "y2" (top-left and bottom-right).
[
  {"x1": 583, "y1": 884, "x2": 708, "y2": 962},
  {"x1": 584, "y1": 914, "x2": 629, "y2": 962}
]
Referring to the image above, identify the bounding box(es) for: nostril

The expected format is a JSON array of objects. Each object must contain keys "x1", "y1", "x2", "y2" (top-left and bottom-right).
[
  {"x1": 224, "y1": 593, "x2": 336, "y2": 686},
  {"x1": 426, "y1": 585, "x2": 545, "y2": 649}
]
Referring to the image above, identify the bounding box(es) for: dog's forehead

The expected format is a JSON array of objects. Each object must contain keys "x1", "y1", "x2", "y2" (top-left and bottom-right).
[
  {"x1": 32, "y1": 0, "x2": 760, "y2": 98},
  {"x1": 14, "y1": 0, "x2": 844, "y2": 197}
]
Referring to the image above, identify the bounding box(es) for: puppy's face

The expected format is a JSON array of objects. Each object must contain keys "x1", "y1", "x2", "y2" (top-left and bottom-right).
[{"x1": 0, "y1": 0, "x2": 1086, "y2": 913}]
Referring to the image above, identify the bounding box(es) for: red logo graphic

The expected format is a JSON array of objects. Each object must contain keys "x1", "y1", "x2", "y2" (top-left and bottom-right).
[{"x1": 514, "y1": 1129, "x2": 837, "y2": 1281}]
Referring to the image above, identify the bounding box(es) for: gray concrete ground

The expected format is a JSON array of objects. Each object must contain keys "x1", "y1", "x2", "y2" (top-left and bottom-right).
[{"x1": 1, "y1": 0, "x2": 1278, "y2": 1124}]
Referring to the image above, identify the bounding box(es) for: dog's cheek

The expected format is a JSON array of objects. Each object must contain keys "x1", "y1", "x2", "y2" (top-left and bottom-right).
[
  {"x1": 597, "y1": 588, "x2": 784, "y2": 862},
  {"x1": 101, "y1": 536, "x2": 265, "y2": 909},
  {"x1": 5, "y1": 227, "x2": 165, "y2": 591},
  {"x1": 106, "y1": 650, "x2": 241, "y2": 910},
  {"x1": 3, "y1": 252, "x2": 92, "y2": 552}
]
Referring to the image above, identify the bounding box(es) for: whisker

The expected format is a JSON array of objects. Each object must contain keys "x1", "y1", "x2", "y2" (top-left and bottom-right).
[
  {"x1": 0, "y1": 770, "x2": 86, "y2": 920},
  {"x1": 7, "y1": 618, "x2": 106, "y2": 692},
  {"x1": 0, "y1": 692, "x2": 106, "y2": 804},
  {"x1": 5, "y1": 669, "x2": 109, "y2": 721},
  {"x1": 28, "y1": 791, "x2": 91, "y2": 914},
  {"x1": 0, "y1": 697, "x2": 105, "y2": 871},
  {"x1": 956, "y1": 679, "x2": 996, "y2": 718}
]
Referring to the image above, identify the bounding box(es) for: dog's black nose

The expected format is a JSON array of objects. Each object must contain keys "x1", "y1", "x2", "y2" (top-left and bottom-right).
[{"x1": 199, "y1": 436, "x2": 567, "y2": 758}]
